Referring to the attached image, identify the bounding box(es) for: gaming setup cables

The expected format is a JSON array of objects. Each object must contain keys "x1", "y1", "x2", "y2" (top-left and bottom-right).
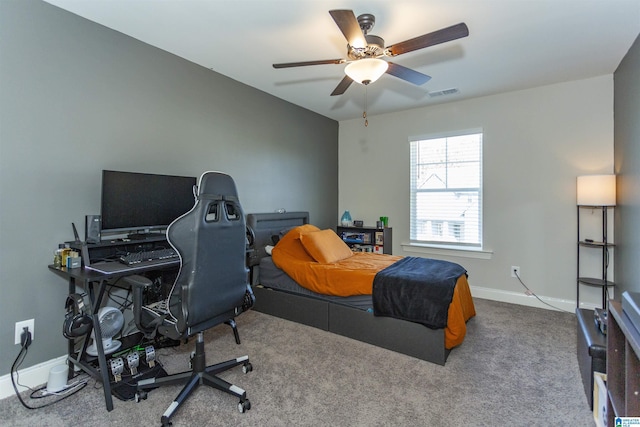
[{"x1": 11, "y1": 327, "x2": 88, "y2": 410}]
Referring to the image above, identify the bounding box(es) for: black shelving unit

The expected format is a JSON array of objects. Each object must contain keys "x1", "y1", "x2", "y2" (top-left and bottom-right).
[
  {"x1": 606, "y1": 301, "x2": 640, "y2": 423},
  {"x1": 336, "y1": 225, "x2": 392, "y2": 254},
  {"x1": 577, "y1": 205, "x2": 615, "y2": 310}
]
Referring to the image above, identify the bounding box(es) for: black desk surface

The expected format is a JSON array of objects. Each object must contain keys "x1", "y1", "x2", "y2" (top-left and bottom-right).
[{"x1": 49, "y1": 259, "x2": 178, "y2": 281}]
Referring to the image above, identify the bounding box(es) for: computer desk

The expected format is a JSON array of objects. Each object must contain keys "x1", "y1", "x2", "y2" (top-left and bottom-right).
[{"x1": 48, "y1": 259, "x2": 179, "y2": 411}]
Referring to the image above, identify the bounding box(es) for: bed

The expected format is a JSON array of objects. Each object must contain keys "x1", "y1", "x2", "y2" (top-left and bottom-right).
[{"x1": 246, "y1": 212, "x2": 476, "y2": 365}]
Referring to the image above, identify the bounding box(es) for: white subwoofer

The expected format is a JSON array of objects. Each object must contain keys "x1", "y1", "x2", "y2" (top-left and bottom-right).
[{"x1": 46, "y1": 364, "x2": 69, "y2": 393}]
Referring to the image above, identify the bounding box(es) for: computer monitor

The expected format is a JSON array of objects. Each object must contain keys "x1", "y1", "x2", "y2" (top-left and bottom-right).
[{"x1": 100, "y1": 170, "x2": 196, "y2": 238}]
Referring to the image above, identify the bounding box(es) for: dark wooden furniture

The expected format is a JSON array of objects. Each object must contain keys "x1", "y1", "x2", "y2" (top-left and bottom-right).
[
  {"x1": 576, "y1": 308, "x2": 607, "y2": 409},
  {"x1": 336, "y1": 225, "x2": 392, "y2": 254},
  {"x1": 606, "y1": 300, "x2": 640, "y2": 423}
]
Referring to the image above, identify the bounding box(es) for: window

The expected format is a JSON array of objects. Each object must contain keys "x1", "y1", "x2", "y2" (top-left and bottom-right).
[{"x1": 410, "y1": 131, "x2": 483, "y2": 248}]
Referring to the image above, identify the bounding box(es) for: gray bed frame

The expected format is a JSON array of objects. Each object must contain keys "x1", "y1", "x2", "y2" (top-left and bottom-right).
[{"x1": 246, "y1": 212, "x2": 450, "y2": 365}]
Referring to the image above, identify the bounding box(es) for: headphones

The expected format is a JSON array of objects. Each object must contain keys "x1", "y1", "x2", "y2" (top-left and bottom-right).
[{"x1": 63, "y1": 293, "x2": 92, "y2": 339}]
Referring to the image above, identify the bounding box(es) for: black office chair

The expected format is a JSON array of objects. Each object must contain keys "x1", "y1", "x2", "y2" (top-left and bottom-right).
[{"x1": 124, "y1": 171, "x2": 254, "y2": 426}]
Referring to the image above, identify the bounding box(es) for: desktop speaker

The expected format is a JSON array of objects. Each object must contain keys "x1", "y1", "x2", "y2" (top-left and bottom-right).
[
  {"x1": 85, "y1": 215, "x2": 101, "y2": 243},
  {"x1": 63, "y1": 293, "x2": 92, "y2": 339}
]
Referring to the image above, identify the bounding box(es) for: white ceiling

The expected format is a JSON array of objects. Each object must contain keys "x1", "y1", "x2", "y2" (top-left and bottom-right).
[{"x1": 43, "y1": 0, "x2": 639, "y2": 122}]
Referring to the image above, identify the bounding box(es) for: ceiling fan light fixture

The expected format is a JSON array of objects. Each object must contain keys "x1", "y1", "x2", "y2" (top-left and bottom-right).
[{"x1": 345, "y1": 58, "x2": 388, "y2": 85}]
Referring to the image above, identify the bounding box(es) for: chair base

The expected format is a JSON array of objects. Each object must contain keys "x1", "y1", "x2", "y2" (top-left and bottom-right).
[{"x1": 136, "y1": 331, "x2": 252, "y2": 426}]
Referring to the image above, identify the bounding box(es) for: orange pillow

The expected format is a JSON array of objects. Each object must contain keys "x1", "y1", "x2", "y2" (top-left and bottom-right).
[
  {"x1": 300, "y1": 229, "x2": 353, "y2": 264},
  {"x1": 272, "y1": 224, "x2": 320, "y2": 262}
]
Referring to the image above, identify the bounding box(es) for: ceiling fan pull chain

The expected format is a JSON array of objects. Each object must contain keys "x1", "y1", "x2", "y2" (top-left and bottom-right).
[{"x1": 363, "y1": 86, "x2": 368, "y2": 127}]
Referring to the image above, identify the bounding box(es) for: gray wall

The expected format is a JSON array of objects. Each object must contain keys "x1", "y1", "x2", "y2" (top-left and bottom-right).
[
  {"x1": 0, "y1": 0, "x2": 338, "y2": 375},
  {"x1": 339, "y1": 75, "x2": 614, "y2": 309},
  {"x1": 614, "y1": 34, "x2": 640, "y2": 299}
]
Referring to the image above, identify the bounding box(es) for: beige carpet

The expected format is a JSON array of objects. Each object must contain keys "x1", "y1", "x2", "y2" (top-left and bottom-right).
[{"x1": 0, "y1": 298, "x2": 593, "y2": 426}]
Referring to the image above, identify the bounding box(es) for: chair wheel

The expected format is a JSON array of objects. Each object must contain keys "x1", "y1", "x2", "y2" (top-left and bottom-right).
[
  {"x1": 135, "y1": 390, "x2": 148, "y2": 402},
  {"x1": 242, "y1": 362, "x2": 253, "y2": 374},
  {"x1": 238, "y1": 399, "x2": 251, "y2": 413}
]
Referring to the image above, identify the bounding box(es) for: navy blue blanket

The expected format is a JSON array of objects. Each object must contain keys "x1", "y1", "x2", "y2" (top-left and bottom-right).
[{"x1": 372, "y1": 257, "x2": 467, "y2": 329}]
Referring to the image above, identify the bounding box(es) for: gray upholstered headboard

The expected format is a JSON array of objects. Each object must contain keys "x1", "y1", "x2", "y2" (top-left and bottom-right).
[{"x1": 246, "y1": 211, "x2": 309, "y2": 268}]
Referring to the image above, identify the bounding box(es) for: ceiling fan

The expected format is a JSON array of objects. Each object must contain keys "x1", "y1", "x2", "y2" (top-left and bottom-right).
[{"x1": 273, "y1": 10, "x2": 469, "y2": 96}]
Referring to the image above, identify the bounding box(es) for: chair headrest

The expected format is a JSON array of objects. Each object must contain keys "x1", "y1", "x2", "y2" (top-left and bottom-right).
[{"x1": 196, "y1": 171, "x2": 238, "y2": 200}]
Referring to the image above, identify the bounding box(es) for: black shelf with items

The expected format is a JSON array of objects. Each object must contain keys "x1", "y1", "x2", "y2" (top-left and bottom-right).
[
  {"x1": 336, "y1": 226, "x2": 392, "y2": 254},
  {"x1": 606, "y1": 300, "x2": 640, "y2": 423},
  {"x1": 577, "y1": 205, "x2": 615, "y2": 310}
]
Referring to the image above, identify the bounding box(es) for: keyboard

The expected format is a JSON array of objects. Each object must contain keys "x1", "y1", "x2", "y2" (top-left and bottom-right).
[
  {"x1": 88, "y1": 257, "x2": 179, "y2": 274},
  {"x1": 119, "y1": 248, "x2": 178, "y2": 265}
]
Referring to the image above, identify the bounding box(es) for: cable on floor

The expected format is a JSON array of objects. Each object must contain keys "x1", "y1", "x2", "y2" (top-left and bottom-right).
[
  {"x1": 514, "y1": 270, "x2": 573, "y2": 314},
  {"x1": 11, "y1": 332, "x2": 88, "y2": 410}
]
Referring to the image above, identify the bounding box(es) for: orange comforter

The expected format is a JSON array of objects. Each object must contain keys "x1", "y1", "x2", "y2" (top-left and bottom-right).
[{"x1": 272, "y1": 225, "x2": 476, "y2": 349}]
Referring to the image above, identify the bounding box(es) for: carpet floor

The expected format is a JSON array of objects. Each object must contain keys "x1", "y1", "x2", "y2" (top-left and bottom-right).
[{"x1": 0, "y1": 298, "x2": 593, "y2": 426}]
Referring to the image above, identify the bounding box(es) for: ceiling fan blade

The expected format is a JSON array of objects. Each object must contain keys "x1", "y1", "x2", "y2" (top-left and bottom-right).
[
  {"x1": 330, "y1": 75, "x2": 354, "y2": 96},
  {"x1": 386, "y1": 62, "x2": 431, "y2": 85},
  {"x1": 386, "y1": 23, "x2": 469, "y2": 57},
  {"x1": 273, "y1": 59, "x2": 345, "y2": 68},
  {"x1": 329, "y1": 10, "x2": 367, "y2": 48}
]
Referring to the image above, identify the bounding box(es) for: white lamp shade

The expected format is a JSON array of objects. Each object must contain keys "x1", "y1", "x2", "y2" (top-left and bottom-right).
[
  {"x1": 345, "y1": 58, "x2": 389, "y2": 85},
  {"x1": 577, "y1": 174, "x2": 616, "y2": 206}
]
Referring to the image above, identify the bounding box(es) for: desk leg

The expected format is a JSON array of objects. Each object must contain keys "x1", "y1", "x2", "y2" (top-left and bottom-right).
[
  {"x1": 67, "y1": 277, "x2": 76, "y2": 381},
  {"x1": 91, "y1": 312, "x2": 114, "y2": 411},
  {"x1": 88, "y1": 281, "x2": 114, "y2": 412}
]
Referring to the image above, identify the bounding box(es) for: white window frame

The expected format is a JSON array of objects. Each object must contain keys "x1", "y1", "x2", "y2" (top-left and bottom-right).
[{"x1": 409, "y1": 129, "x2": 483, "y2": 250}]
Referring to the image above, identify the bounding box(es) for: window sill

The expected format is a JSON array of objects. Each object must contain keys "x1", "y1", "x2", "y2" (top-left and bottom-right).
[{"x1": 400, "y1": 243, "x2": 493, "y2": 260}]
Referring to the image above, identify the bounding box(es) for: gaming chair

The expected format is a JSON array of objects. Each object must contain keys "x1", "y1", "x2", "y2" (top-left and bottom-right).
[{"x1": 124, "y1": 171, "x2": 254, "y2": 426}]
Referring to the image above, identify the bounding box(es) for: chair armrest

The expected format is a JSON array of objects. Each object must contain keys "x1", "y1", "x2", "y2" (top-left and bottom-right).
[
  {"x1": 122, "y1": 275, "x2": 155, "y2": 337},
  {"x1": 123, "y1": 275, "x2": 153, "y2": 289}
]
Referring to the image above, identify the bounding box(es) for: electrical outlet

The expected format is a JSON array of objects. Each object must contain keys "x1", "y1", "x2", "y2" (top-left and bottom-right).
[
  {"x1": 511, "y1": 266, "x2": 521, "y2": 278},
  {"x1": 14, "y1": 319, "x2": 34, "y2": 345}
]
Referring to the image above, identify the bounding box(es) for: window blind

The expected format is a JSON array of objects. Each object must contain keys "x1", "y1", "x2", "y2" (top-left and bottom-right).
[{"x1": 409, "y1": 131, "x2": 483, "y2": 247}]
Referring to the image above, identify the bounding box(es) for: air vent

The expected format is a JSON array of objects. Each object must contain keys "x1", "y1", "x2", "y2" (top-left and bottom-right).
[{"x1": 428, "y1": 88, "x2": 459, "y2": 98}]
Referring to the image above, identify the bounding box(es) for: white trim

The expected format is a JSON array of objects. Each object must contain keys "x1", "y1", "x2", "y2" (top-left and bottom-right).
[
  {"x1": 0, "y1": 355, "x2": 67, "y2": 400},
  {"x1": 470, "y1": 285, "x2": 593, "y2": 312},
  {"x1": 401, "y1": 242, "x2": 493, "y2": 260},
  {"x1": 408, "y1": 127, "x2": 484, "y2": 142}
]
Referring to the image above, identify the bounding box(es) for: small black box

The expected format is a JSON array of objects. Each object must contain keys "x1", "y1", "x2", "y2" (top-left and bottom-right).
[
  {"x1": 594, "y1": 308, "x2": 607, "y2": 335},
  {"x1": 85, "y1": 215, "x2": 101, "y2": 243}
]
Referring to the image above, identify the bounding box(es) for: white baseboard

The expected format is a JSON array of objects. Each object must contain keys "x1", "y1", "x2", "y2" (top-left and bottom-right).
[
  {"x1": 470, "y1": 285, "x2": 596, "y2": 312},
  {"x1": 0, "y1": 355, "x2": 67, "y2": 400}
]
